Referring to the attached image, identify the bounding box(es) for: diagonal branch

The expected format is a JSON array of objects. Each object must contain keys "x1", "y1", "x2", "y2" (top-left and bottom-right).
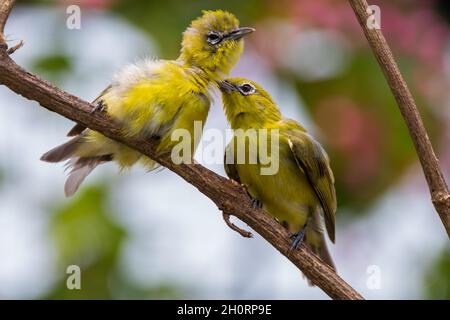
[
  {"x1": 0, "y1": 1, "x2": 363, "y2": 300},
  {"x1": 348, "y1": 0, "x2": 450, "y2": 238}
]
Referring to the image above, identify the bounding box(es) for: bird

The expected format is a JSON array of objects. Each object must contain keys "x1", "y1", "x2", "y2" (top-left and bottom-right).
[
  {"x1": 41, "y1": 10, "x2": 254, "y2": 197},
  {"x1": 219, "y1": 78, "x2": 337, "y2": 271}
]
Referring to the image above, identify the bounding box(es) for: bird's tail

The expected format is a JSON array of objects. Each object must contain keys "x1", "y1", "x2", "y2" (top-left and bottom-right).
[
  {"x1": 63, "y1": 155, "x2": 111, "y2": 197},
  {"x1": 40, "y1": 136, "x2": 83, "y2": 163},
  {"x1": 41, "y1": 136, "x2": 111, "y2": 197},
  {"x1": 304, "y1": 235, "x2": 336, "y2": 286},
  {"x1": 301, "y1": 212, "x2": 336, "y2": 285},
  {"x1": 316, "y1": 236, "x2": 335, "y2": 271}
]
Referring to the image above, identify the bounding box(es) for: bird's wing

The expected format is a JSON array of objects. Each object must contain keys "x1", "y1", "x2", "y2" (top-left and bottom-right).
[
  {"x1": 288, "y1": 131, "x2": 337, "y2": 243},
  {"x1": 67, "y1": 85, "x2": 112, "y2": 137},
  {"x1": 223, "y1": 141, "x2": 241, "y2": 183}
]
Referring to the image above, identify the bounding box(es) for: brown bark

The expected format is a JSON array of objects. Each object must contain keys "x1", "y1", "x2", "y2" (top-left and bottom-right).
[{"x1": 0, "y1": 0, "x2": 14, "y2": 44}]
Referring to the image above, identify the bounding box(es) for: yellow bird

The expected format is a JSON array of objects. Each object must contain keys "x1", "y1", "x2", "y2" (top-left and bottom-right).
[
  {"x1": 219, "y1": 78, "x2": 336, "y2": 270},
  {"x1": 41, "y1": 10, "x2": 254, "y2": 197}
]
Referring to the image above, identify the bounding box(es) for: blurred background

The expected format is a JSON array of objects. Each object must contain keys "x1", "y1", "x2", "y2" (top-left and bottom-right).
[{"x1": 0, "y1": 0, "x2": 449, "y2": 299}]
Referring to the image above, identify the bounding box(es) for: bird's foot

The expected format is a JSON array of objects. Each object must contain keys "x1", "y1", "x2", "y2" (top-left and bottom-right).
[
  {"x1": 251, "y1": 198, "x2": 263, "y2": 209},
  {"x1": 91, "y1": 100, "x2": 106, "y2": 114},
  {"x1": 238, "y1": 183, "x2": 262, "y2": 209},
  {"x1": 287, "y1": 228, "x2": 306, "y2": 255}
]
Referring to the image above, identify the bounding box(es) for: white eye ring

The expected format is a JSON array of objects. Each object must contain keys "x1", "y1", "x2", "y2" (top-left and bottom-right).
[
  {"x1": 239, "y1": 83, "x2": 256, "y2": 95},
  {"x1": 206, "y1": 31, "x2": 221, "y2": 45}
]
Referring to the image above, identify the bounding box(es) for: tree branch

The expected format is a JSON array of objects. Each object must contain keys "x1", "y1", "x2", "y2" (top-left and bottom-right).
[
  {"x1": 0, "y1": 1, "x2": 363, "y2": 300},
  {"x1": 348, "y1": 0, "x2": 450, "y2": 238},
  {"x1": 0, "y1": 0, "x2": 14, "y2": 46}
]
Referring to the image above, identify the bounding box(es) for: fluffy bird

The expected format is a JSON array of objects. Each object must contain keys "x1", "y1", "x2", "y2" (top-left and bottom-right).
[
  {"x1": 41, "y1": 10, "x2": 254, "y2": 197},
  {"x1": 220, "y1": 78, "x2": 337, "y2": 270}
]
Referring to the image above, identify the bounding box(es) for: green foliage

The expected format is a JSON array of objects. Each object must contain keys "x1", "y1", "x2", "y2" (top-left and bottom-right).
[
  {"x1": 45, "y1": 184, "x2": 182, "y2": 299},
  {"x1": 32, "y1": 54, "x2": 72, "y2": 82},
  {"x1": 112, "y1": 0, "x2": 267, "y2": 57},
  {"x1": 50, "y1": 184, "x2": 123, "y2": 265},
  {"x1": 45, "y1": 184, "x2": 124, "y2": 299},
  {"x1": 424, "y1": 248, "x2": 450, "y2": 299},
  {"x1": 112, "y1": 278, "x2": 185, "y2": 300}
]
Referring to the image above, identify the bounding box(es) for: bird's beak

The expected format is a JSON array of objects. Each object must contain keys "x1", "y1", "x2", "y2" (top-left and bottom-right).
[
  {"x1": 218, "y1": 80, "x2": 237, "y2": 93},
  {"x1": 226, "y1": 27, "x2": 255, "y2": 40}
]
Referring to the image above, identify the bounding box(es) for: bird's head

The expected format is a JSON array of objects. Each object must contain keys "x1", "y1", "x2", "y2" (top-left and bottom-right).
[
  {"x1": 179, "y1": 10, "x2": 254, "y2": 80},
  {"x1": 219, "y1": 78, "x2": 282, "y2": 129}
]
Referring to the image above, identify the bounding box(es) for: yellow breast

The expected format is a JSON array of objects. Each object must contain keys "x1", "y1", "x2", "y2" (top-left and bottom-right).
[{"x1": 231, "y1": 134, "x2": 319, "y2": 230}]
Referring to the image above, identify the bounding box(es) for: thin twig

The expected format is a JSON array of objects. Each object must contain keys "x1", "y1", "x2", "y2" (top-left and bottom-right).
[
  {"x1": 348, "y1": 0, "x2": 450, "y2": 238},
  {"x1": 0, "y1": 2, "x2": 363, "y2": 300},
  {"x1": 6, "y1": 39, "x2": 23, "y2": 55},
  {"x1": 222, "y1": 212, "x2": 253, "y2": 238}
]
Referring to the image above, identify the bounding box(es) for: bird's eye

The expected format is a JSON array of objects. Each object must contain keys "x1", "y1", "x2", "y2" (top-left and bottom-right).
[
  {"x1": 239, "y1": 83, "x2": 256, "y2": 95},
  {"x1": 206, "y1": 32, "x2": 221, "y2": 45}
]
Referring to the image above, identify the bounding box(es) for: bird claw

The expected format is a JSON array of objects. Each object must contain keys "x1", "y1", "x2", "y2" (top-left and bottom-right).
[
  {"x1": 91, "y1": 100, "x2": 106, "y2": 114},
  {"x1": 251, "y1": 198, "x2": 262, "y2": 209},
  {"x1": 287, "y1": 228, "x2": 306, "y2": 256},
  {"x1": 6, "y1": 40, "x2": 24, "y2": 55},
  {"x1": 238, "y1": 183, "x2": 262, "y2": 209}
]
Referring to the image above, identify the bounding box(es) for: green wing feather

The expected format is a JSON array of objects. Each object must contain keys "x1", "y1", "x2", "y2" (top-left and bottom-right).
[{"x1": 287, "y1": 131, "x2": 337, "y2": 243}]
